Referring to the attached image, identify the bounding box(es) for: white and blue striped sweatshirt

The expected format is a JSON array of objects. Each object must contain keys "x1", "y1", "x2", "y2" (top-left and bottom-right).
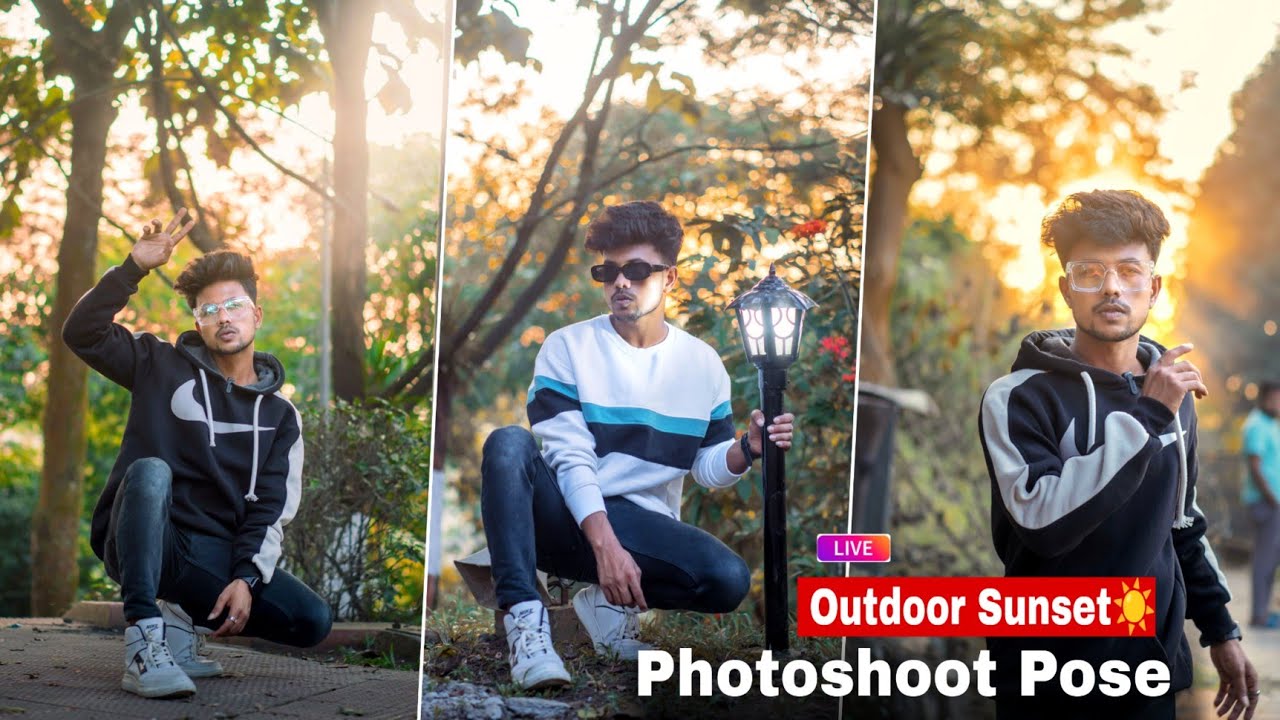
[{"x1": 526, "y1": 314, "x2": 745, "y2": 524}]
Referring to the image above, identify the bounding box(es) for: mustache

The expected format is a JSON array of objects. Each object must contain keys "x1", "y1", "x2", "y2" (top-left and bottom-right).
[
  {"x1": 612, "y1": 291, "x2": 634, "y2": 301},
  {"x1": 1093, "y1": 300, "x2": 1130, "y2": 314}
]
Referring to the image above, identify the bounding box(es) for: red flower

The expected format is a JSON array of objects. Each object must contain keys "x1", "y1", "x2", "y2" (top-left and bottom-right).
[
  {"x1": 789, "y1": 219, "x2": 827, "y2": 239},
  {"x1": 842, "y1": 368, "x2": 857, "y2": 383},
  {"x1": 819, "y1": 335, "x2": 851, "y2": 361}
]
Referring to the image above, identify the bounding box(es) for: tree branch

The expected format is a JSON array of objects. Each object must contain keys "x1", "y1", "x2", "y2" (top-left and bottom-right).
[
  {"x1": 142, "y1": 9, "x2": 220, "y2": 252},
  {"x1": 441, "y1": 0, "x2": 667, "y2": 366},
  {"x1": 152, "y1": 2, "x2": 336, "y2": 205}
]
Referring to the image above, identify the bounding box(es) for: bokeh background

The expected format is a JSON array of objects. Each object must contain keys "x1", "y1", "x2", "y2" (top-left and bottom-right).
[
  {"x1": 423, "y1": 0, "x2": 871, "y2": 715},
  {"x1": 0, "y1": 0, "x2": 448, "y2": 626},
  {"x1": 855, "y1": 1, "x2": 1280, "y2": 716}
]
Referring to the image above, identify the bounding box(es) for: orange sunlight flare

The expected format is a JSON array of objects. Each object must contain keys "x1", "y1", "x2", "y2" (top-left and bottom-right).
[{"x1": 987, "y1": 171, "x2": 1190, "y2": 341}]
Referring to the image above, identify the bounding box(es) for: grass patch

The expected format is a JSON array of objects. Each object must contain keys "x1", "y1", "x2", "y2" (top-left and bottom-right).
[{"x1": 422, "y1": 584, "x2": 843, "y2": 718}]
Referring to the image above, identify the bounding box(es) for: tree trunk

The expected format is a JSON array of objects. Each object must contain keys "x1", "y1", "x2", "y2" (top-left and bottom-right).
[
  {"x1": 318, "y1": 3, "x2": 374, "y2": 402},
  {"x1": 31, "y1": 86, "x2": 119, "y2": 616},
  {"x1": 860, "y1": 101, "x2": 921, "y2": 387}
]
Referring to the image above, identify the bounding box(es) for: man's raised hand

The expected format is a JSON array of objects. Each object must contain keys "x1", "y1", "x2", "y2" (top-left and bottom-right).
[
  {"x1": 1141, "y1": 343, "x2": 1208, "y2": 415},
  {"x1": 130, "y1": 208, "x2": 196, "y2": 271}
]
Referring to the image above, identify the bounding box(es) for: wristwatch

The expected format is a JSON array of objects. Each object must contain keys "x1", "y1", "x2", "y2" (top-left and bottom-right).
[{"x1": 740, "y1": 433, "x2": 761, "y2": 463}]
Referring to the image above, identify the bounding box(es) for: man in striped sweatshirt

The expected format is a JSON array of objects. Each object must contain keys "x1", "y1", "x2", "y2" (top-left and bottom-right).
[
  {"x1": 978, "y1": 190, "x2": 1257, "y2": 719},
  {"x1": 481, "y1": 201, "x2": 796, "y2": 689}
]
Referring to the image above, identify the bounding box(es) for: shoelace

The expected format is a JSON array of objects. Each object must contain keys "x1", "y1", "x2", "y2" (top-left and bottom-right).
[
  {"x1": 148, "y1": 638, "x2": 178, "y2": 668},
  {"x1": 618, "y1": 610, "x2": 641, "y2": 642},
  {"x1": 596, "y1": 602, "x2": 642, "y2": 644},
  {"x1": 511, "y1": 613, "x2": 553, "y2": 659}
]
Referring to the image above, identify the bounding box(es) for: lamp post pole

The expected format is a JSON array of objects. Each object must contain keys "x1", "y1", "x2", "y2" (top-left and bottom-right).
[
  {"x1": 729, "y1": 264, "x2": 816, "y2": 655},
  {"x1": 760, "y1": 365, "x2": 789, "y2": 653}
]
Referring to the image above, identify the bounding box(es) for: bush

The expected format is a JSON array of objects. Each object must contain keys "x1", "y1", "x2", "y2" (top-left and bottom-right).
[
  {"x1": 0, "y1": 484, "x2": 35, "y2": 615},
  {"x1": 283, "y1": 400, "x2": 431, "y2": 623}
]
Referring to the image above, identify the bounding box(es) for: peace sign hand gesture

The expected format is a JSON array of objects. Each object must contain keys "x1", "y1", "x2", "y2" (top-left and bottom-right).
[{"x1": 130, "y1": 208, "x2": 196, "y2": 271}]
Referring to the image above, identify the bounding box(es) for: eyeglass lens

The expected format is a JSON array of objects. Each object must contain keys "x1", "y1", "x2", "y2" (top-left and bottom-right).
[{"x1": 1069, "y1": 261, "x2": 1152, "y2": 291}]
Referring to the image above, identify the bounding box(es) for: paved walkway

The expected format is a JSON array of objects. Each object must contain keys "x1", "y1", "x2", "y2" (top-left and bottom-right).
[{"x1": 0, "y1": 618, "x2": 418, "y2": 719}]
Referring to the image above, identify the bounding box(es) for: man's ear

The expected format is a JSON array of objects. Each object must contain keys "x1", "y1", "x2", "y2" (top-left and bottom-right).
[
  {"x1": 664, "y1": 264, "x2": 678, "y2": 292},
  {"x1": 1150, "y1": 273, "x2": 1162, "y2": 305},
  {"x1": 1058, "y1": 275, "x2": 1072, "y2": 310}
]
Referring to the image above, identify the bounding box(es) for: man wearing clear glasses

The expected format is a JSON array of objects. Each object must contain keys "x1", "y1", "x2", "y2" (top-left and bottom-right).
[
  {"x1": 479, "y1": 201, "x2": 796, "y2": 689},
  {"x1": 63, "y1": 210, "x2": 331, "y2": 699},
  {"x1": 979, "y1": 190, "x2": 1258, "y2": 719}
]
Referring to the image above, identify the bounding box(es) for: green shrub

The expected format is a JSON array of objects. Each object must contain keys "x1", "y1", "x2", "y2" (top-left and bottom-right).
[{"x1": 283, "y1": 399, "x2": 431, "y2": 623}]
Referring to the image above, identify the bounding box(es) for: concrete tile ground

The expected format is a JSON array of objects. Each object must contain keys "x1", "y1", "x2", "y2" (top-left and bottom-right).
[
  {"x1": 0, "y1": 618, "x2": 419, "y2": 719},
  {"x1": 1179, "y1": 564, "x2": 1280, "y2": 720}
]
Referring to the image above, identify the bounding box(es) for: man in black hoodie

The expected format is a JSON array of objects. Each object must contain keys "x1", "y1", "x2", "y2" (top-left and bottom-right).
[
  {"x1": 64, "y1": 210, "x2": 331, "y2": 699},
  {"x1": 978, "y1": 190, "x2": 1258, "y2": 719}
]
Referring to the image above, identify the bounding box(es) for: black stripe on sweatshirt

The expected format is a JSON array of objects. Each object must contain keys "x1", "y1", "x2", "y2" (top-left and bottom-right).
[{"x1": 587, "y1": 422, "x2": 704, "y2": 470}]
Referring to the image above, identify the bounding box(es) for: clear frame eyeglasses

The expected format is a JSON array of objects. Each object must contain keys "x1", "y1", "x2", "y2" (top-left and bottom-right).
[
  {"x1": 1064, "y1": 260, "x2": 1156, "y2": 293},
  {"x1": 194, "y1": 296, "x2": 255, "y2": 326}
]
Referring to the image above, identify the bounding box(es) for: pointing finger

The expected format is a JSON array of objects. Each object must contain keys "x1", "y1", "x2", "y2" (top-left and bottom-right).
[
  {"x1": 1160, "y1": 343, "x2": 1194, "y2": 366},
  {"x1": 164, "y1": 208, "x2": 188, "y2": 235}
]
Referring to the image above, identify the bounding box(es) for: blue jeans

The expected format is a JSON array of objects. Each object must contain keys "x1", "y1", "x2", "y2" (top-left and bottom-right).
[
  {"x1": 103, "y1": 457, "x2": 332, "y2": 647},
  {"x1": 480, "y1": 425, "x2": 751, "y2": 611}
]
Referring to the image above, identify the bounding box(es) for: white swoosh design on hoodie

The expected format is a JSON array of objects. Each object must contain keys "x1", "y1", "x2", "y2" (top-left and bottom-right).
[{"x1": 170, "y1": 379, "x2": 269, "y2": 435}]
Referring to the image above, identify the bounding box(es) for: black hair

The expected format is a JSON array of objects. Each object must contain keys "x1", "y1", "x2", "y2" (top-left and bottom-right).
[
  {"x1": 1041, "y1": 189, "x2": 1170, "y2": 263},
  {"x1": 173, "y1": 251, "x2": 259, "y2": 309},
  {"x1": 584, "y1": 201, "x2": 683, "y2": 265}
]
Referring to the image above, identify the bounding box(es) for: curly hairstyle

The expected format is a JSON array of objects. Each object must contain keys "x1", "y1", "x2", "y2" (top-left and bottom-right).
[
  {"x1": 172, "y1": 250, "x2": 259, "y2": 309},
  {"x1": 1041, "y1": 189, "x2": 1170, "y2": 263},
  {"x1": 584, "y1": 201, "x2": 684, "y2": 265}
]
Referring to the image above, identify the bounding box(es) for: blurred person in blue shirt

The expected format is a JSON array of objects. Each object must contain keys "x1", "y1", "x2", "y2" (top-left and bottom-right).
[{"x1": 1242, "y1": 380, "x2": 1280, "y2": 628}]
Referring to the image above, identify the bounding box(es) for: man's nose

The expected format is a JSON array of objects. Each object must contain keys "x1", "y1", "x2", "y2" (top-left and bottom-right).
[
  {"x1": 612, "y1": 274, "x2": 631, "y2": 291},
  {"x1": 1100, "y1": 268, "x2": 1123, "y2": 295}
]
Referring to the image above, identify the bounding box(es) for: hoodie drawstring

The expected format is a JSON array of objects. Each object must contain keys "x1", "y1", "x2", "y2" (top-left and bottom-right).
[
  {"x1": 199, "y1": 367, "x2": 263, "y2": 503},
  {"x1": 1080, "y1": 371, "x2": 1097, "y2": 451},
  {"x1": 1172, "y1": 409, "x2": 1193, "y2": 528},
  {"x1": 199, "y1": 369, "x2": 216, "y2": 447},
  {"x1": 245, "y1": 394, "x2": 263, "y2": 503}
]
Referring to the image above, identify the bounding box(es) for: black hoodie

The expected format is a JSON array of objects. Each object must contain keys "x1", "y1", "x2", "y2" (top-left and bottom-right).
[
  {"x1": 63, "y1": 255, "x2": 303, "y2": 585},
  {"x1": 978, "y1": 329, "x2": 1236, "y2": 701}
]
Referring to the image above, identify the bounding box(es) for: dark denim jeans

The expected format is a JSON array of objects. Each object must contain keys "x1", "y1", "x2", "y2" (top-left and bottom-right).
[
  {"x1": 103, "y1": 457, "x2": 332, "y2": 647},
  {"x1": 480, "y1": 425, "x2": 751, "y2": 611}
]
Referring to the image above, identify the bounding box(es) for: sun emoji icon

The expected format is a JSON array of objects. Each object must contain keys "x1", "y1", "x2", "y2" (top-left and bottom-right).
[{"x1": 1114, "y1": 579, "x2": 1155, "y2": 635}]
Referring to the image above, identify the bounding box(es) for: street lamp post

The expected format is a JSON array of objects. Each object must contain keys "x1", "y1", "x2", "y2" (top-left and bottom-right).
[{"x1": 728, "y1": 264, "x2": 817, "y2": 653}]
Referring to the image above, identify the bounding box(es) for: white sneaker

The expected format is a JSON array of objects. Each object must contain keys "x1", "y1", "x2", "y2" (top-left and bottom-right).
[
  {"x1": 122, "y1": 618, "x2": 197, "y2": 698},
  {"x1": 503, "y1": 600, "x2": 571, "y2": 690},
  {"x1": 158, "y1": 600, "x2": 224, "y2": 678},
  {"x1": 572, "y1": 584, "x2": 652, "y2": 660}
]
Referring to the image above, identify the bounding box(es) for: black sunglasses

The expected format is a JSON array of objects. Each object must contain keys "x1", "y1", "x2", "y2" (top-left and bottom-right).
[{"x1": 590, "y1": 261, "x2": 671, "y2": 283}]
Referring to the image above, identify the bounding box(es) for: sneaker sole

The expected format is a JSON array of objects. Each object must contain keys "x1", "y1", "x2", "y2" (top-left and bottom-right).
[
  {"x1": 121, "y1": 672, "x2": 197, "y2": 699},
  {"x1": 518, "y1": 667, "x2": 572, "y2": 690},
  {"x1": 179, "y1": 661, "x2": 224, "y2": 678}
]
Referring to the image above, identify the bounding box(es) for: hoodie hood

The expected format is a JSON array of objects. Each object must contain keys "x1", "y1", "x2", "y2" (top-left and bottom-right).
[
  {"x1": 1012, "y1": 328, "x2": 1167, "y2": 386},
  {"x1": 176, "y1": 330, "x2": 285, "y2": 394}
]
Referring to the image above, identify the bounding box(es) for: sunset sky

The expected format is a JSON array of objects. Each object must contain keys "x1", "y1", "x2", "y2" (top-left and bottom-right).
[{"x1": 965, "y1": 1, "x2": 1280, "y2": 333}]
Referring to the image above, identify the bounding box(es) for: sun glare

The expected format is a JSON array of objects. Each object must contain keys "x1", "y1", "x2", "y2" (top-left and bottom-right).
[{"x1": 986, "y1": 171, "x2": 1189, "y2": 340}]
